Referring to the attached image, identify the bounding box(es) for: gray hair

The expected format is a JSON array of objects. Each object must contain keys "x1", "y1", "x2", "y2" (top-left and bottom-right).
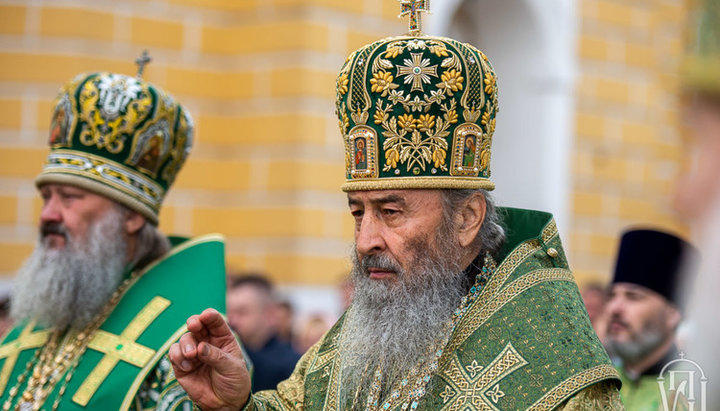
[
  {"x1": 114, "y1": 204, "x2": 171, "y2": 271},
  {"x1": 440, "y1": 189, "x2": 506, "y2": 258}
]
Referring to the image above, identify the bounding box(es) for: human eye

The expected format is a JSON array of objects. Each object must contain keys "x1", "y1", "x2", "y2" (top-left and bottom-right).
[
  {"x1": 59, "y1": 189, "x2": 84, "y2": 202},
  {"x1": 350, "y1": 207, "x2": 364, "y2": 219},
  {"x1": 382, "y1": 207, "x2": 400, "y2": 216},
  {"x1": 380, "y1": 206, "x2": 404, "y2": 223}
]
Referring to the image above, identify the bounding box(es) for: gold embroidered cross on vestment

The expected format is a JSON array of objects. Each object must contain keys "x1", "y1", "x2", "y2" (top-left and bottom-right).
[
  {"x1": 71, "y1": 296, "x2": 170, "y2": 406},
  {"x1": 439, "y1": 343, "x2": 528, "y2": 410},
  {"x1": 0, "y1": 322, "x2": 50, "y2": 393}
]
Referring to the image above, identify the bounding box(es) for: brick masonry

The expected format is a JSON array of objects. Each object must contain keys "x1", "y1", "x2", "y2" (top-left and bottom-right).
[{"x1": 0, "y1": 0, "x2": 694, "y2": 288}]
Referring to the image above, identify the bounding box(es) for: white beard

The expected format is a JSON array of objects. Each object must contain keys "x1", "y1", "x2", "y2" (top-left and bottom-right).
[
  {"x1": 339, "y1": 234, "x2": 468, "y2": 407},
  {"x1": 11, "y1": 208, "x2": 128, "y2": 330}
]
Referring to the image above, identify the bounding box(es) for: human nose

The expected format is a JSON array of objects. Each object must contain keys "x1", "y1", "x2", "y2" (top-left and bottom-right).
[
  {"x1": 39, "y1": 193, "x2": 62, "y2": 224},
  {"x1": 355, "y1": 212, "x2": 386, "y2": 256},
  {"x1": 605, "y1": 296, "x2": 623, "y2": 318}
]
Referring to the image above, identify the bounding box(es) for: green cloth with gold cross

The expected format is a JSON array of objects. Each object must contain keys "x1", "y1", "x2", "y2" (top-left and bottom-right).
[
  {"x1": 0, "y1": 234, "x2": 226, "y2": 410},
  {"x1": 242, "y1": 208, "x2": 623, "y2": 410}
]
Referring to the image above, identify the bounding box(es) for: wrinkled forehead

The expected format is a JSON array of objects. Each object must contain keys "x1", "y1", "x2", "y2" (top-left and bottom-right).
[
  {"x1": 38, "y1": 181, "x2": 89, "y2": 193},
  {"x1": 37, "y1": 182, "x2": 125, "y2": 220},
  {"x1": 38, "y1": 182, "x2": 114, "y2": 202},
  {"x1": 346, "y1": 189, "x2": 444, "y2": 205}
]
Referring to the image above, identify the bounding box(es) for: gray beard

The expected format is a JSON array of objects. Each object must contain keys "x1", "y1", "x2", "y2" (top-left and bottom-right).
[
  {"x1": 11, "y1": 209, "x2": 128, "y2": 330},
  {"x1": 606, "y1": 328, "x2": 665, "y2": 364},
  {"x1": 339, "y1": 236, "x2": 469, "y2": 407}
]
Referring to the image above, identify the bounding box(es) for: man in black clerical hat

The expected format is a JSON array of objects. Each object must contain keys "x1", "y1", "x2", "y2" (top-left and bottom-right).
[{"x1": 605, "y1": 229, "x2": 698, "y2": 409}]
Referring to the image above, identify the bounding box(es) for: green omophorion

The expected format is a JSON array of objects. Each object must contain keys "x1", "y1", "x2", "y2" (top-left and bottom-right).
[
  {"x1": 0, "y1": 235, "x2": 227, "y2": 411},
  {"x1": 243, "y1": 209, "x2": 623, "y2": 411}
]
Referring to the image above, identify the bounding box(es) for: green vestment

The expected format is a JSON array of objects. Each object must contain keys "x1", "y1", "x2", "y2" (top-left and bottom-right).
[
  {"x1": 617, "y1": 363, "x2": 689, "y2": 411},
  {"x1": 618, "y1": 370, "x2": 666, "y2": 411},
  {"x1": 0, "y1": 235, "x2": 227, "y2": 411},
  {"x1": 244, "y1": 208, "x2": 623, "y2": 410}
]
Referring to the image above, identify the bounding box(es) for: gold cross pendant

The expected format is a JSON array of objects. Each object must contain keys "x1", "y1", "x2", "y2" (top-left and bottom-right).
[{"x1": 399, "y1": 0, "x2": 430, "y2": 35}]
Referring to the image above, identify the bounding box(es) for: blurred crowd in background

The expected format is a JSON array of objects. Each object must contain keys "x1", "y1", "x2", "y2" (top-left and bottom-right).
[{"x1": 0, "y1": 0, "x2": 719, "y2": 407}]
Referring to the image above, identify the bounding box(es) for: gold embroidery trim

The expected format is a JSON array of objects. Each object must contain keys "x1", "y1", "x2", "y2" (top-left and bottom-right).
[
  {"x1": 479, "y1": 240, "x2": 542, "y2": 304},
  {"x1": 309, "y1": 346, "x2": 337, "y2": 375},
  {"x1": 41, "y1": 149, "x2": 165, "y2": 205},
  {"x1": 448, "y1": 218, "x2": 561, "y2": 359},
  {"x1": 325, "y1": 318, "x2": 350, "y2": 410},
  {"x1": 342, "y1": 176, "x2": 495, "y2": 191},
  {"x1": 72, "y1": 296, "x2": 171, "y2": 406},
  {"x1": 440, "y1": 343, "x2": 528, "y2": 410},
  {"x1": 120, "y1": 324, "x2": 189, "y2": 411},
  {"x1": 118, "y1": 235, "x2": 226, "y2": 409},
  {"x1": 443, "y1": 268, "x2": 574, "y2": 366},
  {"x1": 541, "y1": 219, "x2": 558, "y2": 244},
  {"x1": 119, "y1": 312, "x2": 228, "y2": 410},
  {"x1": 87, "y1": 330, "x2": 156, "y2": 367},
  {"x1": 0, "y1": 322, "x2": 50, "y2": 394},
  {"x1": 529, "y1": 364, "x2": 620, "y2": 410}
]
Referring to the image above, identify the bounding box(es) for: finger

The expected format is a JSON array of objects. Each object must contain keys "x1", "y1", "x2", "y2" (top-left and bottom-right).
[
  {"x1": 198, "y1": 308, "x2": 234, "y2": 338},
  {"x1": 179, "y1": 332, "x2": 201, "y2": 361},
  {"x1": 197, "y1": 340, "x2": 246, "y2": 373},
  {"x1": 169, "y1": 342, "x2": 194, "y2": 375},
  {"x1": 187, "y1": 314, "x2": 209, "y2": 340}
]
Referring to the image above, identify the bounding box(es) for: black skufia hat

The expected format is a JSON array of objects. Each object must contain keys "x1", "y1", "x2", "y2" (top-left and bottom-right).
[{"x1": 612, "y1": 229, "x2": 699, "y2": 308}]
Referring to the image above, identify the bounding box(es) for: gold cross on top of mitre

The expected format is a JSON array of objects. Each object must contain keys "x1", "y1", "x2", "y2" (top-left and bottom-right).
[
  {"x1": 135, "y1": 49, "x2": 152, "y2": 79},
  {"x1": 399, "y1": 0, "x2": 430, "y2": 35}
]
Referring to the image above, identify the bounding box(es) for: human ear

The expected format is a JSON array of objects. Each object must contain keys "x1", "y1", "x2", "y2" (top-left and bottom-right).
[
  {"x1": 124, "y1": 211, "x2": 146, "y2": 235},
  {"x1": 457, "y1": 193, "x2": 486, "y2": 248}
]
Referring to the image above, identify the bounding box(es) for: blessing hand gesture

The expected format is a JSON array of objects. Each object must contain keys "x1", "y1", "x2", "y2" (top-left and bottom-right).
[{"x1": 169, "y1": 308, "x2": 251, "y2": 411}]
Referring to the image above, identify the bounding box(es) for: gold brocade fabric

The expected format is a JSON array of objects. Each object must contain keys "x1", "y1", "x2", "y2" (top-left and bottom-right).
[
  {"x1": 557, "y1": 381, "x2": 625, "y2": 410},
  {"x1": 244, "y1": 350, "x2": 623, "y2": 411},
  {"x1": 241, "y1": 210, "x2": 623, "y2": 411}
]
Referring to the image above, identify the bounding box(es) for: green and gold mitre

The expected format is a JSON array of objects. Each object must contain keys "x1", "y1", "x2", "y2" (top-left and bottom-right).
[
  {"x1": 337, "y1": 0, "x2": 498, "y2": 192},
  {"x1": 682, "y1": 0, "x2": 720, "y2": 94},
  {"x1": 36, "y1": 56, "x2": 193, "y2": 225}
]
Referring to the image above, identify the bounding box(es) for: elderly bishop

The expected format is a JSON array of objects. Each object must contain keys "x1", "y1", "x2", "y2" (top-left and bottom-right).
[
  {"x1": 0, "y1": 65, "x2": 227, "y2": 410},
  {"x1": 169, "y1": 3, "x2": 623, "y2": 410}
]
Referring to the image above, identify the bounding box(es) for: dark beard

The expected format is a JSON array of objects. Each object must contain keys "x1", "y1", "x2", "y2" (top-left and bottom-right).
[
  {"x1": 606, "y1": 314, "x2": 668, "y2": 363},
  {"x1": 339, "y1": 227, "x2": 470, "y2": 407},
  {"x1": 11, "y1": 208, "x2": 128, "y2": 330}
]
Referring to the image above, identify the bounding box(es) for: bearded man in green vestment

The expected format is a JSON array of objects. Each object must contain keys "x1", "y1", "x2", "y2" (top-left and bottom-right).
[
  {"x1": 0, "y1": 65, "x2": 229, "y2": 410},
  {"x1": 169, "y1": 3, "x2": 624, "y2": 410},
  {"x1": 605, "y1": 230, "x2": 699, "y2": 411}
]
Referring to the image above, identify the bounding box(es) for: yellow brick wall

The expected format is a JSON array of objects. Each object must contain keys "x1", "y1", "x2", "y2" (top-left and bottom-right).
[
  {"x1": 0, "y1": 0, "x2": 400, "y2": 285},
  {"x1": 0, "y1": 0, "x2": 697, "y2": 289},
  {"x1": 571, "y1": 0, "x2": 693, "y2": 286}
]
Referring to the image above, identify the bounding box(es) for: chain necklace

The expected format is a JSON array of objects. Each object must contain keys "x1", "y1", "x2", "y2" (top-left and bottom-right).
[
  {"x1": 2, "y1": 271, "x2": 141, "y2": 411},
  {"x1": 351, "y1": 254, "x2": 497, "y2": 411}
]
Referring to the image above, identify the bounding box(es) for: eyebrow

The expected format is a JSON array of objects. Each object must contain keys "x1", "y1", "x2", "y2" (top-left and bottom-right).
[
  {"x1": 348, "y1": 194, "x2": 406, "y2": 207},
  {"x1": 614, "y1": 284, "x2": 648, "y2": 296}
]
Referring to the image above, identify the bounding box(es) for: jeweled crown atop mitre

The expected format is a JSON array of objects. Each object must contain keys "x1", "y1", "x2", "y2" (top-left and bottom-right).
[
  {"x1": 36, "y1": 59, "x2": 193, "y2": 225},
  {"x1": 337, "y1": 0, "x2": 498, "y2": 192}
]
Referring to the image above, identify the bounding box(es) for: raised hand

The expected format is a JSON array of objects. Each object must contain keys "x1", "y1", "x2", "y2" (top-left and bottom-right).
[{"x1": 169, "y1": 308, "x2": 251, "y2": 411}]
